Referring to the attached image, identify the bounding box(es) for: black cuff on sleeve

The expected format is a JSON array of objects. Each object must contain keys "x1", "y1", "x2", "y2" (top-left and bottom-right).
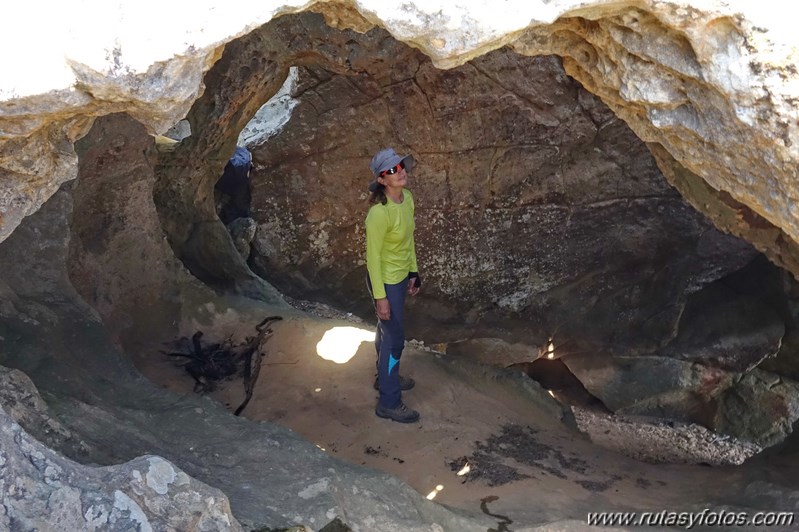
[{"x1": 409, "y1": 271, "x2": 421, "y2": 288}]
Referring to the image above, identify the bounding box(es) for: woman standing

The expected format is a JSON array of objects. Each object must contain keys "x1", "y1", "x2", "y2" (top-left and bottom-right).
[{"x1": 365, "y1": 147, "x2": 422, "y2": 423}]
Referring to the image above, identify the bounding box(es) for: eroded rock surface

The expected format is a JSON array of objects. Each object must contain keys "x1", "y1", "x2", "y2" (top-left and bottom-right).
[
  {"x1": 0, "y1": 406, "x2": 242, "y2": 531},
  {"x1": 559, "y1": 255, "x2": 799, "y2": 445},
  {"x1": 244, "y1": 30, "x2": 756, "y2": 357},
  {"x1": 0, "y1": 367, "x2": 91, "y2": 463},
  {"x1": 3, "y1": 1, "x2": 799, "y2": 279}
]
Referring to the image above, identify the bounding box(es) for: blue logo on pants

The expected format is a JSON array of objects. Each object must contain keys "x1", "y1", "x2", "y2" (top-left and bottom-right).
[{"x1": 388, "y1": 353, "x2": 399, "y2": 374}]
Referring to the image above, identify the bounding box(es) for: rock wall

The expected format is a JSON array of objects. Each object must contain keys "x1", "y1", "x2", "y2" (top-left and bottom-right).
[
  {"x1": 0, "y1": 384, "x2": 241, "y2": 532},
  {"x1": 3, "y1": 1, "x2": 799, "y2": 276},
  {"x1": 512, "y1": 7, "x2": 799, "y2": 280},
  {"x1": 245, "y1": 36, "x2": 756, "y2": 354}
]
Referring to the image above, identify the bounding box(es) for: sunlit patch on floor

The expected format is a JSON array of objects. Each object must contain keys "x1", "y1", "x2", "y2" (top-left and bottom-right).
[
  {"x1": 316, "y1": 326, "x2": 375, "y2": 363},
  {"x1": 426, "y1": 484, "x2": 444, "y2": 500}
]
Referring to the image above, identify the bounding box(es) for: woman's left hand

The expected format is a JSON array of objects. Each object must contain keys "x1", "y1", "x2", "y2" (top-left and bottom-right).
[{"x1": 408, "y1": 277, "x2": 420, "y2": 296}]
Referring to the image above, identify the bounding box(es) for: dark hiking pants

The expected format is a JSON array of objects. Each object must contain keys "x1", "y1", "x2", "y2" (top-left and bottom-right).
[{"x1": 366, "y1": 274, "x2": 409, "y2": 408}]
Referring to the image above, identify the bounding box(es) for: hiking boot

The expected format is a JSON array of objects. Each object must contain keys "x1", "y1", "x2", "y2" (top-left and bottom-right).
[
  {"x1": 375, "y1": 402, "x2": 420, "y2": 423},
  {"x1": 373, "y1": 375, "x2": 416, "y2": 391}
]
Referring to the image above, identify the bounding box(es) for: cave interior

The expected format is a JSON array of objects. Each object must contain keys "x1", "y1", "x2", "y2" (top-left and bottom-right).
[{"x1": 2, "y1": 7, "x2": 799, "y2": 531}]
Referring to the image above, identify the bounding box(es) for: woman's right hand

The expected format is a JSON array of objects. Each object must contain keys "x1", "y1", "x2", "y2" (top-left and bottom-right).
[{"x1": 375, "y1": 298, "x2": 391, "y2": 320}]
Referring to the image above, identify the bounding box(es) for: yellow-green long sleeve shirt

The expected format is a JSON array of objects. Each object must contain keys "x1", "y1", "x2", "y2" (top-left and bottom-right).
[{"x1": 365, "y1": 190, "x2": 418, "y2": 299}]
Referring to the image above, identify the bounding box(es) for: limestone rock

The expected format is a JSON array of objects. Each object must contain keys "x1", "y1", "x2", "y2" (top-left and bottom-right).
[
  {"x1": 0, "y1": 405, "x2": 242, "y2": 531},
  {"x1": 444, "y1": 338, "x2": 541, "y2": 368},
  {"x1": 513, "y1": 5, "x2": 799, "y2": 267},
  {"x1": 246, "y1": 37, "x2": 756, "y2": 358},
  {"x1": 562, "y1": 352, "x2": 735, "y2": 418},
  {"x1": 68, "y1": 114, "x2": 221, "y2": 345},
  {"x1": 714, "y1": 370, "x2": 799, "y2": 447},
  {"x1": 3, "y1": 1, "x2": 799, "y2": 285},
  {"x1": 564, "y1": 350, "x2": 799, "y2": 447},
  {"x1": 227, "y1": 217, "x2": 258, "y2": 260},
  {"x1": 0, "y1": 367, "x2": 92, "y2": 464},
  {"x1": 237, "y1": 68, "x2": 300, "y2": 147},
  {"x1": 571, "y1": 407, "x2": 762, "y2": 466},
  {"x1": 662, "y1": 282, "x2": 785, "y2": 373}
]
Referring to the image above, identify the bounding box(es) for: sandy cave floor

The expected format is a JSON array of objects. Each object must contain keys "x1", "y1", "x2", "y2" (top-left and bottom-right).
[{"x1": 131, "y1": 304, "x2": 791, "y2": 529}]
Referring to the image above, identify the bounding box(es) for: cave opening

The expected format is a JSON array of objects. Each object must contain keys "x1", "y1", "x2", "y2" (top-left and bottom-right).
[{"x1": 511, "y1": 357, "x2": 608, "y2": 411}]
